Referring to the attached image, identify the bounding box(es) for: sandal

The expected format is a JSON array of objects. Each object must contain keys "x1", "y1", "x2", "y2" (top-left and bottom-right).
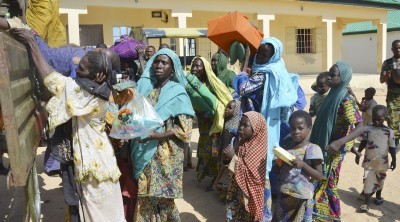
[
  {"x1": 374, "y1": 198, "x2": 384, "y2": 205},
  {"x1": 360, "y1": 204, "x2": 369, "y2": 212}
]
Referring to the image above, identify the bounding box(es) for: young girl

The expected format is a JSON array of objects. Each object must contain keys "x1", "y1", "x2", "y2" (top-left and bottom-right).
[
  {"x1": 213, "y1": 99, "x2": 242, "y2": 198},
  {"x1": 224, "y1": 111, "x2": 267, "y2": 222},
  {"x1": 355, "y1": 105, "x2": 396, "y2": 211},
  {"x1": 273, "y1": 110, "x2": 323, "y2": 222}
]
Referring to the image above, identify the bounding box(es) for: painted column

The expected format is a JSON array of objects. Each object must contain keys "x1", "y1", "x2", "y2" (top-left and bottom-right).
[
  {"x1": 59, "y1": 8, "x2": 88, "y2": 45},
  {"x1": 257, "y1": 14, "x2": 275, "y2": 37},
  {"x1": 375, "y1": 20, "x2": 387, "y2": 73},
  {"x1": 171, "y1": 12, "x2": 192, "y2": 56},
  {"x1": 322, "y1": 18, "x2": 336, "y2": 71}
]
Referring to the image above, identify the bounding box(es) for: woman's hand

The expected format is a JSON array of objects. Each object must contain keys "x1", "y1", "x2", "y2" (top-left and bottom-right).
[
  {"x1": 135, "y1": 45, "x2": 144, "y2": 55},
  {"x1": 326, "y1": 140, "x2": 343, "y2": 156},
  {"x1": 94, "y1": 72, "x2": 106, "y2": 83},
  {"x1": 290, "y1": 156, "x2": 304, "y2": 169},
  {"x1": 138, "y1": 131, "x2": 161, "y2": 143},
  {"x1": 10, "y1": 28, "x2": 35, "y2": 45},
  {"x1": 223, "y1": 146, "x2": 235, "y2": 159}
]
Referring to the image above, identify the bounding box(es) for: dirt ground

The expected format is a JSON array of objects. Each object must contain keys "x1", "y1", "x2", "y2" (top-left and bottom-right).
[{"x1": 1, "y1": 88, "x2": 400, "y2": 222}]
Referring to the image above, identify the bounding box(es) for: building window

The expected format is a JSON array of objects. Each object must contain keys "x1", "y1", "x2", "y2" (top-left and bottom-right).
[
  {"x1": 296, "y1": 28, "x2": 315, "y2": 54},
  {"x1": 170, "y1": 38, "x2": 177, "y2": 52},
  {"x1": 186, "y1": 38, "x2": 196, "y2": 56},
  {"x1": 112, "y1": 26, "x2": 132, "y2": 43}
]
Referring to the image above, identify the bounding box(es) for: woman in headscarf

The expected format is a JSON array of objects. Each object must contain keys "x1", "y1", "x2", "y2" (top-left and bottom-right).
[
  {"x1": 211, "y1": 51, "x2": 237, "y2": 93},
  {"x1": 310, "y1": 61, "x2": 364, "y2": 221},
  {"x1": 190, "y1": 56, "x2": 233, "y2": 187},
  {"x1": 131, "y1": 48, "x2": 194, "y2": 221},
  {"x1": 12, "y1": 29, "x2": 125, "y2": 221},
  {"x1": 234, "y1": 37, "x2": 299, "y2": 221},
  {"x1": 224, "y1": 111, "x2": 268, "y2": 221}
]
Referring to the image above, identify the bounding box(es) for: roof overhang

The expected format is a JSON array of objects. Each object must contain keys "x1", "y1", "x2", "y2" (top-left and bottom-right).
[
  {"x1": 301, "y1": 0, "x2": 400, "y2": 10},
  {"x1": 142, "y1": 28, "x2": 208, "y2": 39}
]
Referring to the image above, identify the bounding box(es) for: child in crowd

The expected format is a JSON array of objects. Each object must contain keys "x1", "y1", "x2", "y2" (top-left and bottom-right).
[
  {"x1": 309, "y1": 72, "x2": 330, "y2": 117},
  {"x1": 355, "y1": 105, "x2": 396, "y2": 212},
  {"x1": 213, "y1": 99, "x2": 242, "y2": 200},
  {"x1": 273, "y1": 110, "x2": 323, "y2": 222},
  {"x1": 357, "y1": 87, "x2": 377, "y2": 126},
  {"x1": 224, "y1": 111, "x2": 267, "y2": 222}
]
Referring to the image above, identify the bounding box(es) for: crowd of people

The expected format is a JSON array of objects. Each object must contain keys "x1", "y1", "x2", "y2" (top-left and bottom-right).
[{"x1": 0, "y1": 14, "x2": 399, "y2": 222}]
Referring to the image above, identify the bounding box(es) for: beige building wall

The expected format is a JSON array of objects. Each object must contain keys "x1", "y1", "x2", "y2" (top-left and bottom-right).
[
  {"x1": 59, "y1": 0, "x2": 389, "y2": 73},
  {"x1": 80, "y1": 6, "x2": 177, "y2": 46}
]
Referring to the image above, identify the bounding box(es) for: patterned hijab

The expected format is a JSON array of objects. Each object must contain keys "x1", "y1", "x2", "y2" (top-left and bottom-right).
[
  {"x1": 220, "y1": 99, "x2": 242, "y2": 150},
  {"x1": 224, "y1": 99, "x2": 242, "y2": 130},
  {"x1": 235, "y1": 111, "x2": 267, "y2": 221}
]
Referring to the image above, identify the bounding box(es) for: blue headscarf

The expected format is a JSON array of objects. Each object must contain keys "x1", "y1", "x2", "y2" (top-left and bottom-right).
[
  {"x1": 131, "y1": 48, "x2": 194, "y2": 179},
  {"x1": 310, "y1": 61, "x2": 353, "y2": 160},
  {"x1": 252, "y1": 37, "x2": 299, "y2": 112},
  {"x1": 251, "y1": 37, "x2": 299, "y2": 178}
]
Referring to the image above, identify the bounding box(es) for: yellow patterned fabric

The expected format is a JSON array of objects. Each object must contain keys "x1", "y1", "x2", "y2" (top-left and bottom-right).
[
  {"x1": 191, "y1": 57, "x2": 233, "y2": 135},
  {"x1": 44, "y1": 72, "x2": 121, "y2": 183},
  {"x1": 26, "y1": 0, "x2": 67, "y2": 47}
]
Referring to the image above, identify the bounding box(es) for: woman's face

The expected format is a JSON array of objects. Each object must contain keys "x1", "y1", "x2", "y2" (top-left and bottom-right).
[
  {"x1": 76, "y1": 56, "x2": 95, "y2": 79},
  {"x1": 290, "y1": 117, "x2": 310, "y2": 143},
  {"x1": 211, "y1": 54, "x2": 219, "y2": 73},
  {"x1": 255, "y1": 44, "x2": 274, "y2": 65},
  {"x1": 191, "y1": 58, "x2": 205, "y2": 79},
  {"x1": 121, "y1": 63, "x2": 130, "y2": 80},
  {"x1": 152, "y1": 55, "x2": 173, "y2": 83},
  {"x1": 327, "y1": 65, "x2": 341, "y2": 87},
  {"x1": 238, "y1": 116, "x2": 253, "y2": 141}
]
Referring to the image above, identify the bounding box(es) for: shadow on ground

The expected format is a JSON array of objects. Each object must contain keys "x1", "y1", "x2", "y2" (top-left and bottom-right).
[
  {"x1": 180, "y1": 141, "x2": 226, "y2": 221},
  {"x1": 339, "y1": 185, "x2": 400, "y2": 221},
  {"x1": 0, "y1": 147, "x2": 65, "y2": 222}
]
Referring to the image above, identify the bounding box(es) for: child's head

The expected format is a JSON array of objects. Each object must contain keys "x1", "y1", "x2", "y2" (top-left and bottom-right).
[
  {"x1": 238, "y1": 111, "x2": 266, "y2": 142},
  {"x1": 364, "y1": 87, "x2": 376, "y2": 100},
  {"x1": 289, "y1": 110, "x2": 312, "y2": 143},
  {"x1": 316, "y1": 72, "x2": 330, "y2": 95},
  {"x1": 225, "y1": 100, "x2": 237, "y2": 119},
  {"x1": 372, "y1": 105, "x2": 388, "y2": 127},
  {"x1": 238, "y1": 115, "x2": 253, "y2": 141}
]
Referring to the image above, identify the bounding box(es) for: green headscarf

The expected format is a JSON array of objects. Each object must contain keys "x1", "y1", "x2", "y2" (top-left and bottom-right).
[
  {"x1": 310, "y1": 61, "x2": 352, "y2": 158},
  {"x1": 131, "y1": 49, "x2": 194, "y2": 179},
  {"x1": 214, "y1": 52, "x2": 236, "y2": 93}
]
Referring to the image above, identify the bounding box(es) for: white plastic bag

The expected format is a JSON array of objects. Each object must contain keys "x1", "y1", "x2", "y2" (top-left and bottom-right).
[{"x1": 109, "y1": 91, "x2": 164, "y2": 140}]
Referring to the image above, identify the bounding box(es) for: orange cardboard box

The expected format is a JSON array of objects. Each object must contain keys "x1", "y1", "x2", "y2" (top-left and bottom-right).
[{"x1": 207, "y1": 11, "x2": 264, "y2": 55}]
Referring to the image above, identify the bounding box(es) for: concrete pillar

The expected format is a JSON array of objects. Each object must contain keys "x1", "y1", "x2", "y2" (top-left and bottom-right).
[
  {"x1": 171, "y1": 12, "x2": 192, "y2": 56},
  {"x1": 59, "y1": 8, "x2": 88, "y2": 46},
  {"x1": 375, "y1": 20, "x2": 387, "y2": 73},
  {"x1": 257, "y1": 14, "x2": 275, "y2": 37},
  {"x1": 322, "y1": 18, "x2": 336, "y2": 70}
]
